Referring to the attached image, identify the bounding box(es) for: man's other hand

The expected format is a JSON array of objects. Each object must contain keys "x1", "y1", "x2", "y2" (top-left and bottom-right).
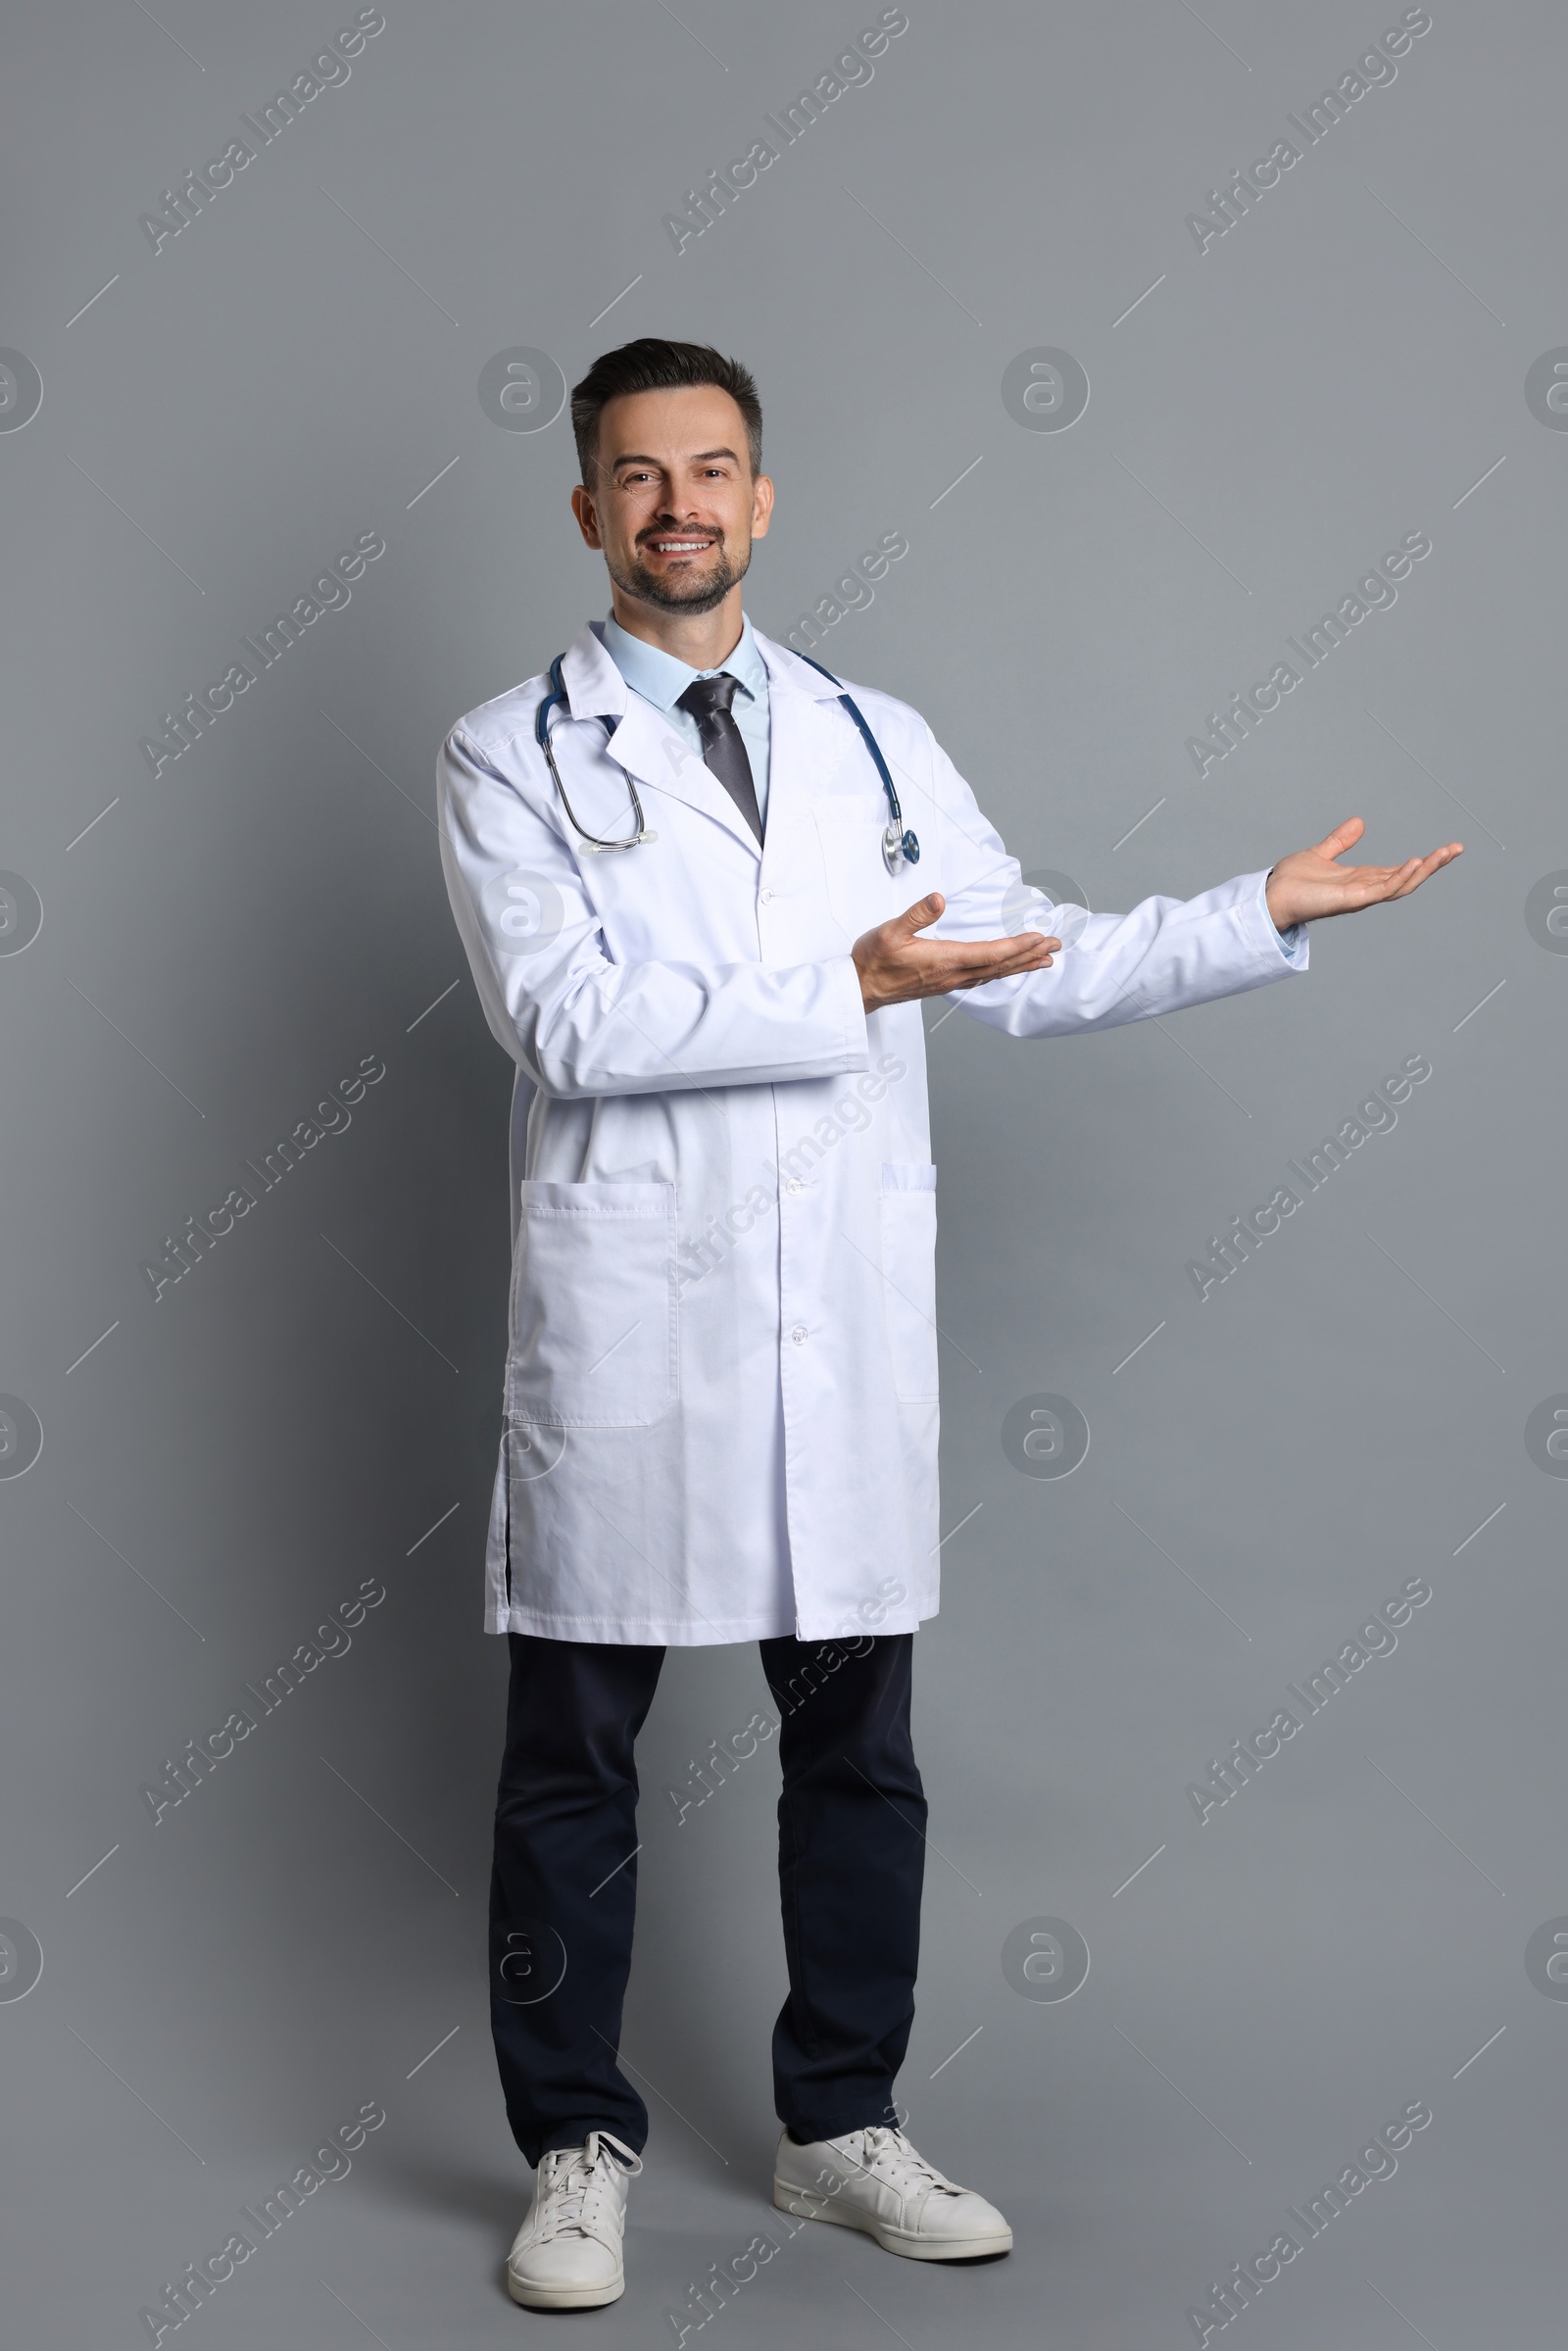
[
  {"x1": 853, "y1": 893, "x2": 1057, "y2": 1013},
  {"x1": 1265, "y1": 817, "x2": 1462, "y2": 930}
]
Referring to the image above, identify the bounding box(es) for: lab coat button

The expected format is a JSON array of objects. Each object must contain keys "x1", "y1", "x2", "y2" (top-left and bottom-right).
[
  {"x1": 760, "y1": 887, "x2": 775, "y2": 904},
  {"x1": 784, "y1": 1178, "x2": 804, "y2": 1196},
  {"x1": 790, "y1": 1325, "x2": 808, "y2": 1345}
]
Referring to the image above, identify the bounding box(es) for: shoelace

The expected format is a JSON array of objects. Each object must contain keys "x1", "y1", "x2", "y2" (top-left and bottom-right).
[
  {"x1": 856, "y1": 2127, "x2": 961, "y2": 2199},
  {"x1": 538, "y1": 2130, "x2": 643, "y2": 2239}
]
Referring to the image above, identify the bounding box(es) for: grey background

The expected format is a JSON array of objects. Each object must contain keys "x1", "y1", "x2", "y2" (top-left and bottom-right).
[{"x1": 2, "y1": 2, "x2": 1564, "y2": 2343}]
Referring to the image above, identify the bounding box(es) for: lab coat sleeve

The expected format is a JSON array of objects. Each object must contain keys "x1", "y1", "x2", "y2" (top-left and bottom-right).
[
  {"x1": 920, "y1": 736, "x2": 1309, "y2": 1035},
  {"x1": 437, "y1": 726, "x2": 869, "y2": 1097}
]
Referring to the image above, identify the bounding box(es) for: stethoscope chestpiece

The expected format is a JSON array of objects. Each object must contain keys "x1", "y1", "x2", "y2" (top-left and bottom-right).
[{"x1": 882, "y1": 823, "x2": 921, "y2": 874}]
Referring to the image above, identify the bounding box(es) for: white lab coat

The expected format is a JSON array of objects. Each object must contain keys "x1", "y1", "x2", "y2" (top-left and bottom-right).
[{"x1": 437, "y1": 623, "x2": 1306, "y2": 1645}]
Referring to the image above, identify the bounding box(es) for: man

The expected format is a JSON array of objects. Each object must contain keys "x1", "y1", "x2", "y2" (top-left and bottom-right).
[{"x1": 436, "y1": 338, "x2": 1459, "y2": 2312}]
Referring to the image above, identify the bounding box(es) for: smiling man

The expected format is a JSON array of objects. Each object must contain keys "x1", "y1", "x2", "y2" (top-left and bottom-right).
[{"x1": 435, "y1": 337, "x2": 1460, "y2": 2313}]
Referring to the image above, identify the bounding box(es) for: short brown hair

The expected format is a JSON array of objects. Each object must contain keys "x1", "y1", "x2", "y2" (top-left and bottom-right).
[{"x1": 570, "y1": 338, "x2": 762, "y2": 486}]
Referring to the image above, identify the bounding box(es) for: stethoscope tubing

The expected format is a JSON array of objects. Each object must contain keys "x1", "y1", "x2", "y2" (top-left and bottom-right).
[
  {"x1": 791, "y1": 651, "x2": 919, "y2": 871},
  {"x1": 534, "y1": 657, "x2": 656, "y2": 853},
  {"x1": 534, "y1": 648, "x2": 919, "y2": 869}
]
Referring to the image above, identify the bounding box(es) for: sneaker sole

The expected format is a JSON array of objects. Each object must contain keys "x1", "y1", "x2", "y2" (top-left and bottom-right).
[
  {"x1": 772, "y1": 2180, "x2": 1011, "y2": 2263},
  {"x1": 507, "y1": 2269, "x2": 625, "y2": 2310}
]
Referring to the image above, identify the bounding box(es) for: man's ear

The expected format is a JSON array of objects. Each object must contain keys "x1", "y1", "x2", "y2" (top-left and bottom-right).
[
  {"x1": 751, "y1": 471, "x2": 774, "y2": 541},
  {"x1": 570, "y1": 483, "x2": 604, "y2": 549}
]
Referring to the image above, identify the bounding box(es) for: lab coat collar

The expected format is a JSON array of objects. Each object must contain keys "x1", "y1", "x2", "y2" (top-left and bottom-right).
[
  {"x1": 552, "y1": 615, "x2": 846, "y2": 714},
  {"x1": 598, "y1": 610, "x2": 769, "y2": 719},
  {"x1": 559, "y1": 621, "x2": 630, "y2": 723},
  {"x1": 554, "y1": 622, "x2": 752, "y2": 856},
  {"x1": 754, "y1": 630, "x2": 849, "y2": 703},
  {"x1": 556, "y1": 616, "x2": 845, "y2": 718},
  {"x1": 554, "y1": 620, "x2": 851, "y2": 859}
]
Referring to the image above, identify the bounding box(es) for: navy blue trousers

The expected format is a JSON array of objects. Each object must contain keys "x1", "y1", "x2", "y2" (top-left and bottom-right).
[{"x1": 488, "y1": 1631, "x2": 926, "y2": 2165}]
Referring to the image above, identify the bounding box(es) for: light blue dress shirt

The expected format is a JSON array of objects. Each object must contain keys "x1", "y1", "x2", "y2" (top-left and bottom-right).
[
  {"x1": 596, "y1": 612, "x2": 772, "y2": 824},
  {"x1": 593, "y1": 611, "x2": 1302, "y2": 955}
]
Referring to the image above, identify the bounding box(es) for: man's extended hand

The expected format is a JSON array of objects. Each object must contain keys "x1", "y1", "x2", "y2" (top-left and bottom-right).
[
  {"x1": 1265, "y1": 817, "x2": 1462, "y2": 931},
  {"x1": 853, "y1": 892, "x2": 1056, "y2": 1013}
]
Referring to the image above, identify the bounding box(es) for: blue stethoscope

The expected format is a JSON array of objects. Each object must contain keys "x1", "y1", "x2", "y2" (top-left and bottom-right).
[{"x1": 534, "y1": 650, "x2": 920, "y2": 872}]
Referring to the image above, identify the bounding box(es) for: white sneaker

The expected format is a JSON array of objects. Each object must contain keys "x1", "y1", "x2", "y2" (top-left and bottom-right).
[
  {"x1": 773, "y1": 2124, "x2": 1012, "y2": 2261},
  {"x1": 506, "y1": 2130, "x2": 643, "y2": 2309}
]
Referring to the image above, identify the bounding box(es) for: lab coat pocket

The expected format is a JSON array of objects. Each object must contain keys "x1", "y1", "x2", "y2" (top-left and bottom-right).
[
  {"x1": 878, "y1": 1163, "x2": 939, "y2": 1402},
  {"x1": 509, "y1": 1180, "x2": 678, "y2": 1428},
  {"x1": 813, "y1": 794, "x2": 908, "y2": 943}
]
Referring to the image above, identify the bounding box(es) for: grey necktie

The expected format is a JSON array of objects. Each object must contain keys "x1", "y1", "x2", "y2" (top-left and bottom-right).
[{"x1": 676, "y1": 673, "x2": 762, "y2": 845}]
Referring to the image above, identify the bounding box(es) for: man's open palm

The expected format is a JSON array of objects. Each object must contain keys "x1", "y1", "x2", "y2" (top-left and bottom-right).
[
  {"x1": 853, "y1": 893, "x2": 1057, "y2": 1012},
  {"x1": 1265, "y1": 816, "x2": 1462, "y2": 931}
]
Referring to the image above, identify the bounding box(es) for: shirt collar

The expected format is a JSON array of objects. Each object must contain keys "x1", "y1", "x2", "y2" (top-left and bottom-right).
[{"x1": 595, "y1": 611, "x2": 767, "y2": 717}]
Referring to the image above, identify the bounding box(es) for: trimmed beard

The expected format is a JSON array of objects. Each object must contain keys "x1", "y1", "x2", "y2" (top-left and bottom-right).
[{"x1": 608, "y1": 535, "x2": 751, "y2": 615}]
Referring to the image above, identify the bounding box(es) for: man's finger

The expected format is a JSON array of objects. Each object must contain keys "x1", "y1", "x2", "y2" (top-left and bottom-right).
[
  {"x1": 896, "y1": 893, "x2": 946, "y2": 937},
  {"x1": 1313, "y1": 815, "x2": 1366, "y2": 861},
  {"x1": 951, "y1": 956, "x2": 1054, "y2": 990},
  {"x1": 1350, "y1": 847, "x2": 1458, "y2": 900},
  {"x1": 1354, "y1": 859, "x2": 1422, "y2": 897},
  {"x1": 1389, "y1": 845, "x2": 1461, "y2": 896},
  {"x1": 940, "y1": 930, "x2": 1059, "y2": 961},
  {"x1": 932, "y1": 936, "x2": 1059, "y2": 982}
]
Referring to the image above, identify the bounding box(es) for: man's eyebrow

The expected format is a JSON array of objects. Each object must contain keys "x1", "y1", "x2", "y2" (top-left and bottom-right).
[{"x1": 611, "y1": 447, "x2": 742, "y2": 470}]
